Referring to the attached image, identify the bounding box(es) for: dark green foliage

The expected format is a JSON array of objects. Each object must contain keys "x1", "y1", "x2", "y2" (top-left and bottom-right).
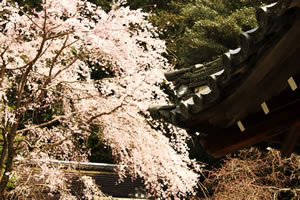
[
  {"x1": 127, "y1": 0, "x2": 195, "y2": 66},
  {"x1": 126, "y1": 0, "x2": 276, "y2": 67},
  {"x1": 126, "y1": 0, "x2": 186, "y2": 11},
  {"x1": 87, "y1": 0, "x2": 112, "y2": 12},
  {"x1": 11, "y1": 0, "x2": 112, "y2": 11},
  {"x1": 90, "y1": 61, "x2": 115, "y2": 81},
  {"x1": 175, "y1": 0, "x2": 276, "y2": 66},
  {"x1": 12, "y1": 0, "x2": 42, "y2": 10},
  {"x1": 88, "y1": 132, "x2": 114, "y2": 163}
]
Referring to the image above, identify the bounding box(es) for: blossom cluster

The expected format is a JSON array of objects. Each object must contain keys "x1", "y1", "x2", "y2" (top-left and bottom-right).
[{"x1": 0, "y1": 0, "x2": 201, "y2": 198}]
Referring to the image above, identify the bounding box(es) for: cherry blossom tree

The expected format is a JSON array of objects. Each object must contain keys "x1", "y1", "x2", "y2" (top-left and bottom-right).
[{"x1": 0, "y1": 0, "x2": 201, "y2": 198}]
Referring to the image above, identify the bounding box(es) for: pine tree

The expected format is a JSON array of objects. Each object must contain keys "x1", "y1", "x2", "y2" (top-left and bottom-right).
[{"x1": 175, "y1": 0, "x2": 275, "y2": 66}]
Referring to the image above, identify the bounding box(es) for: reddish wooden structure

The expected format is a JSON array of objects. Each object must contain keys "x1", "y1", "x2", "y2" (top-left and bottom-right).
[{"x1": 149, "y1": 0, "x2": 300, "y2": 157}]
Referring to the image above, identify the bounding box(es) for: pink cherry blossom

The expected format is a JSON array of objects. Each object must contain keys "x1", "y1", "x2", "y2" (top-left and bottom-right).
[{"x1": 0, "y1": 0, "x2": 202, "y2": 199}]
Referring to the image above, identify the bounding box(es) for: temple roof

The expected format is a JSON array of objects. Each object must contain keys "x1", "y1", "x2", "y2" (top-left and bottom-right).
[{"x1": 149, "y1": 0, "x2": 300, "y2": 157}]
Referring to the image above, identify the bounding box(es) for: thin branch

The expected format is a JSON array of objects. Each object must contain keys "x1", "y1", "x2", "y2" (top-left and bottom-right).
[
  {"x1": 46, "y1": 31, "x2": 74, "y2": 41},
  {"x1": 47, "y1": 24, "x2": 62, "y2": 32},
  {"x1": 251, "y1": 184, "x2": 300, "y2": 192},
  {"x1": 0, "y1": 64, "x2": 6, "y2": 87},
  {"x1": 0, "y1": 44, "x2": 10, "y2": 59},
  {"x1": 0, "y1": 44, "x2": 10, "y2": 86},
  {"x1": 42, "y1": 3, "x2": 47, "y2": 33},
  {"x1": 17, "y1": 32, "x2": 48, "y2": 108},
  {"x1": 6, "y1": 39, "x2": 53, "y2": 71},
  {"x1": 15, "y1": 139, "x2": 33, "y2": 152},
  {"x1": 41, "y1": 135, "x2": 73, "y2": 151},
  {"x1": 48, "y1": 34, "x2": 70, "y2": 77},
  {"x1": 31, "y1": 34, "x2": 71, "y2": 103},
  {"x1": 87, "y1": 101, "x2": 125, "y2": 124},
  {"x1": 23, "y1": 12, "x2": 43, "y2": 30},
  {"x1": 16, "y1": 115, "x2": 66, "y2": 134},
  {"x1": 52, "y1": 56, "x2": 79, "y2": 79},
  {"x1": 87, "y1": 75, "x2": 147, "y2": 123}
]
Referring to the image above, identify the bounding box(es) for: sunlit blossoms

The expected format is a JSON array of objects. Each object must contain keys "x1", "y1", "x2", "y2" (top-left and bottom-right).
[{"x1": 0, "y1": 0, "x2": 201, "y2": 198}]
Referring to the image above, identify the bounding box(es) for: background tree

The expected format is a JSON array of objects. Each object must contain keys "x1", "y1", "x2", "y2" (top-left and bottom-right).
[
  {"x1": 175, "y1": 0, "x2": 276, "y2": 66},
  {"x1": 124, "y1": 0, "x2": 275, "y2": 67},
  {"x1": 0, "y1": 0, "x2": 201, "y2": 198}
]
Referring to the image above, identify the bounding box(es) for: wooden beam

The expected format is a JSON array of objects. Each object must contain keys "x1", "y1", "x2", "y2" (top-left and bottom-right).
[{"x1": 200, "y1": 101, "x2": 300, "y2": 157}]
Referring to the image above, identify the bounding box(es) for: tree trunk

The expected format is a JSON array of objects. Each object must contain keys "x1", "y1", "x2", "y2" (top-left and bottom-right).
[
  {"x1": 0, "y1": 130, "x2": 8, "y2": 180},
  {"x1": 0, "y1": 122, "x2": 18, "y2": 199}
]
